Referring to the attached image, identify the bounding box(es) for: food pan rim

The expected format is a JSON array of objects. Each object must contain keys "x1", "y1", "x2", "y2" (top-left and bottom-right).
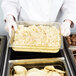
[{"x1": 10, "y1": 21, "x2": 61, "y2": 53}]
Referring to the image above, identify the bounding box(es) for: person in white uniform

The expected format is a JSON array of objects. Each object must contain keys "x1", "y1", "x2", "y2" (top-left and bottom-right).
[{"x1": 1, "y1": 0, "x2": 76, "y2": 36}]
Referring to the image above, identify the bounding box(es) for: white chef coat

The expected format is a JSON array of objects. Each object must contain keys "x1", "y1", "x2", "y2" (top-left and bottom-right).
[{"x1": 1, "y1": 0, "x2": 76, "y2": 25}]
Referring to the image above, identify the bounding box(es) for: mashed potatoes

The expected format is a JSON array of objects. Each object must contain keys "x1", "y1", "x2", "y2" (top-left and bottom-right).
[{"x1": 13, "y1": 25, "x2": 61, "y2": 47}]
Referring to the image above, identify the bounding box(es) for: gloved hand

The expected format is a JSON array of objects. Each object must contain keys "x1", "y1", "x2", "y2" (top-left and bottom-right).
[
  {"x1": 61, "y1": 21, "x2": 71, "y2": 36},
  {"x1": 5, "y1": 15, "x2": 17, "y2": 37}
]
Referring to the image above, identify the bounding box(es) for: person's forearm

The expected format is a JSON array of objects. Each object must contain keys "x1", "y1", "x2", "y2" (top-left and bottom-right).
[
  {"x1": 61, "y1": 0, "x2": 76, "y2": 27},
  {"x1": 1, "y1": 0, "x2": 19, "y2": 21}
]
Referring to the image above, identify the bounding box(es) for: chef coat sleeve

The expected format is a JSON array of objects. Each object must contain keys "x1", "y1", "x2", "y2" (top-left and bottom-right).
[
  {"x1": 1, "y1": 0, "x2": 20, "y2": 21},
  {"x1": 61, "y1": 0, "x2": 76, "y2": 26}
]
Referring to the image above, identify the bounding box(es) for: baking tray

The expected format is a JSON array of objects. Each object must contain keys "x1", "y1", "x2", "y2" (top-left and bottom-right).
[
  {"x1": 2, "y1": 49, "x2": 64, "y2": 76},
  {"x1": 7, "y1": 57, "x2": 70, "y2": 76},
  {"x1": 10, "y1": 21, "x2": 62, "y2": 53},
  {"x1": 65, "y1": 33, "x2": 76, "y2": 56},
  {"x1": 65, "y1": 33, "x2": 76, "y2": 50},
  {"x1": 63, "y1": 37, "x2": 76, "y2": 75}
]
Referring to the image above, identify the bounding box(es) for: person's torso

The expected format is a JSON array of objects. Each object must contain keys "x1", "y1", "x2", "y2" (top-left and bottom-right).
[{"x1": 18, "y1": 0, "x2": 63, "y2": 22}]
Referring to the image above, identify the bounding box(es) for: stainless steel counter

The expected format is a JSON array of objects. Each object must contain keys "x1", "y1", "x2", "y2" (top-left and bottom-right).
[
  {"x1": 1, "y1": 37, "x2": 76, "y2": 76},
  {"x1": 0, "y1": 36, "x2": 7, "y2": 76}
]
